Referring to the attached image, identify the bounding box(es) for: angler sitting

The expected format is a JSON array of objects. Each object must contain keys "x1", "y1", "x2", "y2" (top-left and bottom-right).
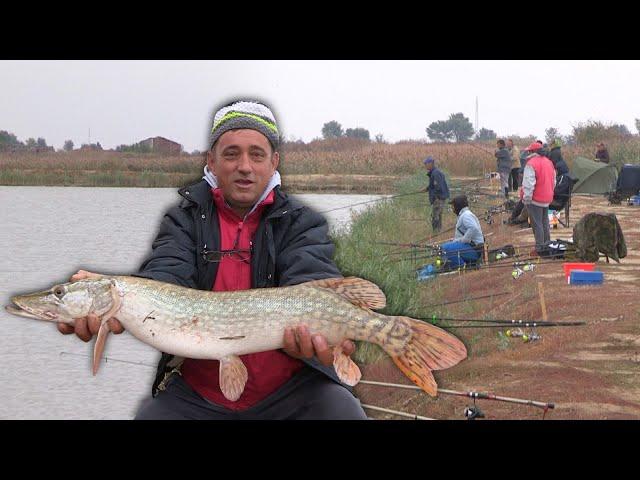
[{"x1": 440, "y1": 195, "x2": 485, "y2": 270}]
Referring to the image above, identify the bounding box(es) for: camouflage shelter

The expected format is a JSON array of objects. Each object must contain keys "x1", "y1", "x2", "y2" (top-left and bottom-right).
[{"x1": 571, "y1": 157, "x2": 618, "y2": 194}]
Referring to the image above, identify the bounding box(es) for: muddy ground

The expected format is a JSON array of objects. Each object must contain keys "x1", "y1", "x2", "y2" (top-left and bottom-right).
[{"x1": 354, "y1": 180, "x2": 640, "y2": 420}]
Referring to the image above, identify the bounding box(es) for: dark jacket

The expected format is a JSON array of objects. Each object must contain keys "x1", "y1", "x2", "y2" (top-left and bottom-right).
[
  {"x1": 548, "y1": 146, "x2": 569, "y2": 175},
  {"x1": 495, "y1": 147, "x2": 513, "y2": 172},
  {"x1": 427, "y1": 167, "x2": 450, "y2": 204},
  {"x1": 596, "y1": 148, "x2": 610, "y2": 163},
  {"x1": 135, "y1": 179, "x2": 344, "y2": 396}
]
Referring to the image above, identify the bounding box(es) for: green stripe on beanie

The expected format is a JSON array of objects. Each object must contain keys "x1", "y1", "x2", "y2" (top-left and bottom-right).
[
  {"x1": 212, "y1": 112, "x2": 278, "y2": 135},
  {"x1": 210, "y1": 101, "x2": 280, "y2": 149}
]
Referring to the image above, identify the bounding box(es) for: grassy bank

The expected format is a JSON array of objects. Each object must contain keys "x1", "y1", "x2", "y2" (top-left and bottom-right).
[{"x1": 332, "y1": 171, "x2": 461, "y2": 364}]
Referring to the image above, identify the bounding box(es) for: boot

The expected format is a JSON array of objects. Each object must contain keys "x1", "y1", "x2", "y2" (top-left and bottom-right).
[{"x1": 504, "y1": 187, "x2": 509, "y2": 199}]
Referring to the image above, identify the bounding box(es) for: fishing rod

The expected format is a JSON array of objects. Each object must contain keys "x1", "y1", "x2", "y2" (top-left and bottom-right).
[
  {"x1": 423, "y1": 291, "x2": 511, "y2": 308},
  {"x1": 60, "y1": 351, "x2": 156, "y2": 368},
  {"x1": 360, "y1": 403, "x2": 435, "y2": 420},
  {"x1": 358, "y1": 380, "x2": 555, "y2": 415},
  {"x1": 464, "y1": 142, "x2": 496, "y2": 156},
  {"x1": 415, "y1": 315, "x2": 586, "y2": 327},
  {"x1": 404, "y1": 252, "x2": 567, "y2": 267},
  {"x1": 317, "y1": 190, "x2": 424, "y2": 214}
]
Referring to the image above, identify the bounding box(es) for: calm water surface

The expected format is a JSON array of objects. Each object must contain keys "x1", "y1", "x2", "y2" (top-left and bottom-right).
[{"x1": 0, "y1": 186, "x2": 383, "y2": 419}]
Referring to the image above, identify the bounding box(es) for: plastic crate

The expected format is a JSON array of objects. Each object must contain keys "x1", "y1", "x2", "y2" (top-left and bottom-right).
[{"x1": 570, "y1": 270, "x2": 604, "y2": 285}]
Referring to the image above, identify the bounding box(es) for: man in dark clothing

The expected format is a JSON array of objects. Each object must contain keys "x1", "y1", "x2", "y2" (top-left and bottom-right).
[
  {"x1": 57, "y1": 100, "x2": 367, "y2": 420},
  {"x1": 423, "y1": 156, "x2": 450, "y2": 233},
  {"x1": 495, "y1": 139, "x2": 513, "y2": 199},
  {"x1": 547, "y1": 138, "x2": 574, "y2": 213},
  {"x1": 595, "y1": 142, "x2": 610, "y2": 163},
  {"x1": 507, "y1": 139, "x2": 521, "y2": 191},
  {"x1": 548, "y1": 139, "x2": 569, "y2": 175}
]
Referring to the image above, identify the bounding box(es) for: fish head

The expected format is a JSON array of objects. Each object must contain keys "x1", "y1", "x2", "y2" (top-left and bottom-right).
[{"x1": 6, "y1": 278, "x2": 116, "y2": 324}]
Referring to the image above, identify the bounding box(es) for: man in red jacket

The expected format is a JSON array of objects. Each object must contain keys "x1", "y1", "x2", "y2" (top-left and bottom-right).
[{"x1": 522, "y1": 142, "x2": 556, "y2": 256}]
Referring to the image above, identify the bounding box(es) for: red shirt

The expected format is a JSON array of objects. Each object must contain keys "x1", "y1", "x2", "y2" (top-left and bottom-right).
[{"x1": 181, "y1": 187, "x2": 304, "y2": 410}]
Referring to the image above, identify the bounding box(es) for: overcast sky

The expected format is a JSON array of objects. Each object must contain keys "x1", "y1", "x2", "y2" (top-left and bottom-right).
[{"x1": 2, "y1": 60, "x2": 639, "y2": 152}]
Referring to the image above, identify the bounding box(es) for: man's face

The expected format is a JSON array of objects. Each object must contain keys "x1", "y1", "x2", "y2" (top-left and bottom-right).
[
  {"x1": 207, "y1": 129, "x2": 279, "y2": 215},
  {"x1": 425, "y1": 162, "x2": 434, "y2": 171},
  {"x1": 507, "y1": 140, "x2": 513, "y2": 149}
]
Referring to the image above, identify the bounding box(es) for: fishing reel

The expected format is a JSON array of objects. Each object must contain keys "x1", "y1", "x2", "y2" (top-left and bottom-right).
[
  {"x1": 505, "y1": 328, "x2": 542, "y2": 343},
  {"x1": 511, "y1": 267, "x2": 524, "y2": 279},
  {"x1": 463, "y1": 405, "x2": 485, "y2": 420},
  {"x1": 511, "y1": 262, "x2": 535, "y2": 279}
]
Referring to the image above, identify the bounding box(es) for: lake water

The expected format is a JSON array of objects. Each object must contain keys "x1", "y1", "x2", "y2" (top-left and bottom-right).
[{"x1": 0, "y1": 186, "x2": 383, "y2": 419}]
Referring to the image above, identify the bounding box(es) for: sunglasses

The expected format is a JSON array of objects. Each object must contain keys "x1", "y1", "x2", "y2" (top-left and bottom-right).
[{"x1": 202, "y1": 236, "x2": 253, "y2": 264}]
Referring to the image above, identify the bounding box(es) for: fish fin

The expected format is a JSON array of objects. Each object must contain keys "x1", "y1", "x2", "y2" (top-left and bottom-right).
[
  {"x1": 92, "y1": 321, "x2": 111, "y2": 375},
  {"x1": 390, "y1": 317, "x2": 467, "y2": 397},
  {"x1": 305, "y1": 277, "x2": 386, "y2": 310},
  {"x1": 92, "y1": 283, "x2": 121, "y2": 376},
  {"x1": 332, "y1": 345, "x2": 362, "y2": 386},
  {"x1": 219, "y1": 355, "x2": 248, "y2": 402}
]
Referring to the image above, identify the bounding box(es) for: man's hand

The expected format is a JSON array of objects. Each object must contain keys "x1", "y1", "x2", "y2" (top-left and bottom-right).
[
  {"x1": 283, "y1": 324, "x2": 355, "y2": 367},
  {"x1": 56, "y1": 270, "x2": 125, "y2": 342}
]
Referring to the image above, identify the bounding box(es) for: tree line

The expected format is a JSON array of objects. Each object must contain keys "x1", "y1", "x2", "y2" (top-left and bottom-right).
[{"x1": 318, "y1": 115, "x2": 640, "y2": 147}]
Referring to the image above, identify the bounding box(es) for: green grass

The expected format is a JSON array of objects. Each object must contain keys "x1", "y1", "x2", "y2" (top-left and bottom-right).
[{"x1": 332, "y1": 172, "x2": 462, "y2": 364}]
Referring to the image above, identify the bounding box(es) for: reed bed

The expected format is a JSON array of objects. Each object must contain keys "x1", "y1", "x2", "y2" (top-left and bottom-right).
[{"x1": 2, "y1": 138, "x2": 639, "y2": 187}]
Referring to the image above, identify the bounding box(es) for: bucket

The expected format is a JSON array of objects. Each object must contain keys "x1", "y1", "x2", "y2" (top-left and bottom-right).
[{"x1": 563, "y1": 262, "x2": 595, "y2": 284}]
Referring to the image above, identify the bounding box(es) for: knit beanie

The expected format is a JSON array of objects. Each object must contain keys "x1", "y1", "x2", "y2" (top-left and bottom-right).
[{"x1": 210, "y1": 100, "x2": 280, "y2": 150}]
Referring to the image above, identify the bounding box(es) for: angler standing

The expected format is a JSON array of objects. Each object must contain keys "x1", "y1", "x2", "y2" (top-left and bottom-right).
[
  {"x1": 57, "y1": 99, "x2": 368, "y2": 420},
  {"x1": 507, "y1": 139, "x2": 521, "y2": 192},
  {"x1": 522, "y1": 142, "x2": 556, "y2": 256},
  {"x1": 422, "y1": 156, "x2": 450, "y2": 234},
  {"x1": 495, "y1": 139, "x2": 513, "y2": 199}
]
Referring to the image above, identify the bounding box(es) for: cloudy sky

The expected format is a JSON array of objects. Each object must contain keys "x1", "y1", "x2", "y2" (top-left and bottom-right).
[{"x1": 2, "y1": 60, "x2": 639, "y2": 152}]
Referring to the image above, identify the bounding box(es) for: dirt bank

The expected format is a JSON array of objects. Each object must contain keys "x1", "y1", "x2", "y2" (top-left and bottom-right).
[{"x1": 355, "y1": 185, "x2": 640, "y2": 420}]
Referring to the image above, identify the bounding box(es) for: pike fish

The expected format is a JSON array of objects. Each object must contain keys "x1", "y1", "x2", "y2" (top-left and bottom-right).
[{"x1": 6, "y1": 273, "x2": 467, "y2": 401}]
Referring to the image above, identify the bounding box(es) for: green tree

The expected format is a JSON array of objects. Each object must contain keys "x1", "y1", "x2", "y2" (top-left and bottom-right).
[
  {"x1": 475, "y1": 128, "x2": 497, "y2": 141},
  {"x1": 426, "y1": 120, "x2": 454, "y2": 142},
  {"x1": 63, "y1": 140, "x2": 74, "y2": 151},
  {"x1": 427, "y1": 113, "x2": 474, "y2": 142},
  {"x1": 345, "y1": 127, "x2": 370, "y2": 141},
  {"x1": 374, "y1": 133, "x2": 385, "y2": 143},
  {"x1": 0, "y1": 130, "x2": 23, "y2": 148},
  {"x1": 636, "y1": 118, "x2": 640, "y2": 135},
  {"x1": 321, "y1": 120, "x2": 344, "y2": 139},
  {"x1": 36, "y1": 137, "x2": 47, "y2": 148},
  {"x1": 545, "y1": 127, "x2": 560, "y2": 145},
  {"x1": 448, "y1": 113, "x2": 474, "y2": 142},
  {"x1": 25, "y1": 138, "x2": 37, "y2": 148}
]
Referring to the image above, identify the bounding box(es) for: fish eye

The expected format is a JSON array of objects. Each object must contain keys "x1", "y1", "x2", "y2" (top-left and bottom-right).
[{"x1": 53, "y1": 286, "x2": 65, "y2": 298}]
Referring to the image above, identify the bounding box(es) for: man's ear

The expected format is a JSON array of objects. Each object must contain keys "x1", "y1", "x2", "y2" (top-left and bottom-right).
[
  {"x1": 271, "y1": 151, "x2": 280, "y2": 172},
  {"x1": 207, "y1": 149, "x2": 216, "y2": 175}
]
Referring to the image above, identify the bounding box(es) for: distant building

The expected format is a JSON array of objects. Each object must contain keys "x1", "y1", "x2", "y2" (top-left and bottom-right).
[
  {"x1": 80, "y1": 143, "x2": 103, "y2": 152},
  {"x1": 139, "y1": 136, "x2": 182, "y2": 155}
]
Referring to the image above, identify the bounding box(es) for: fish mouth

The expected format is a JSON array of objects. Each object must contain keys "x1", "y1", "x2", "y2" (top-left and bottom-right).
[{"x1": 6, "y1": 299, "x2": 58, "y2": 321}]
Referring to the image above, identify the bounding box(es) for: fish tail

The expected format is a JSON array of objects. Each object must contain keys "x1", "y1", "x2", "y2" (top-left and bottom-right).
[{"x1": 390, "y1": 317, "x2": 467, "y2": 397}]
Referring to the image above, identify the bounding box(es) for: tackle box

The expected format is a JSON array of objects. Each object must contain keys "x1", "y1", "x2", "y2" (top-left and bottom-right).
[
  {"x1": 562, "y1": 262, "x2": 595, "y2": 283},
  {"x1": 569, "y1": 270, "x2": 604, "y2": 285}
]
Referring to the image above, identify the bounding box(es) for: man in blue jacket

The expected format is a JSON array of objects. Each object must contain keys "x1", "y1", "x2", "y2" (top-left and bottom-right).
[
  {"x1": 423, "y1": 156, "x2": 450, "y2": 233},
  {"x1": 440, "y1": 195, "x2": 484, "y2": 270}
]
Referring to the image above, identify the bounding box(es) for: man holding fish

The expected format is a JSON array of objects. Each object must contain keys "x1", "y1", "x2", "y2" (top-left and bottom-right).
[
  {"x1": 10, "y1": 99, "x2": 465, "y2": 419},
  {"x1": 58, "y1": 99, "x2": 368, "y2": 419}
]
